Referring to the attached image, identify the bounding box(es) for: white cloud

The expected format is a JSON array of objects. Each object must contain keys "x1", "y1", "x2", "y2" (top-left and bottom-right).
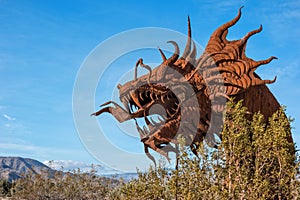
[
  {"x1": 3, "y1": 114, "x2": 16, "y2": 121},
  {"x1": 43, "y1": 160, "x2": 120, "y2": 175},
  {"x1": 43, "y1": 160, "x2": 95, "y2": 171}
]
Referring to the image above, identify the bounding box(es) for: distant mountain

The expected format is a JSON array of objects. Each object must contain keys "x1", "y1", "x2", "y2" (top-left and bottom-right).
[
  {"x1": 0, "y1": 156, "x2": 55, "y2": 182},
  {"x1": 0, "y1": 157, "x2": 138, "y2": 182}
]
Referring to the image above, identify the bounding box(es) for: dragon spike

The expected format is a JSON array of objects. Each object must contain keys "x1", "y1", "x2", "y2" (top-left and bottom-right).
[
  {"x1": 158, "y1": 47, "x2": 167, "y2": 61},
  {"x1": 221, "y1": 29, "x2": 229, "y2": 43},
  {"x1": 241, "y1": 24, "x2": 263, "y2": 45},
  {"x1": 252, "y1": 75, "x2": 277, "y2": 86},
  {"x1": 135, "y1": 58, "x2": 152, "y2": 85},
  {"x1": 186, "y1": 41, "x2": 197, "y2": 66},
  {"x1": 163, "y1": 41, "x2": 180, "y2": 65},
  {"x1": 134, "y1": 59, "x2": 140, "y2": 80},
  {"x1": 240, "y1": 25, "x2": 263, "y2": 59},
  {"x1": 181, "y1": 16, "x2": 192, "y2": 59},
  {"x1": 251, "y1": 56, "x2": 277, "y2": 69},
  {"x1": 211, "y1": 6, "x2": 243, "y2": 39}
]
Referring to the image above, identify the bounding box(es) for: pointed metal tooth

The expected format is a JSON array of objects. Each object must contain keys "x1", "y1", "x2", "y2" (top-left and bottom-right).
[
  {"x1": 161, "y1": 115, "x2": 167, "y2": 120},
  {"x1": 144, "y1": 116, "x2": 151, "y2": 125},
  {"x1": 149, "y1": 117, "x2": 156, "y2": 126},
  {"x1": 139, "y1": 92, "x2": 144, "y2": 101},
  {"x1": 166, "y1": 109, "x2": 172, "y2": 116},
  {"x1": 161, "y1": 95, "x2": 165, "y2": 103},
  {"x1": 130, "y1": 103, "x2": 134, "y2": 111},
  {"x1": 153, "y1": 119, "x2": 160, "y2": 126},
  {"x1": 143, "y1": 126, "x2": 149, "y2": 134},
  {"x1": 150, "y1": 92, "x2": 155, "y2": 100},
  {"x1": 134, "y1": 105, "x2": 139, "y2": 111},
  {"x1": 145, "y1": 91, "x2": 150, "y2": 97},
  {"x1": 167, "y1": 93, "x2": 172, "y2": 100},
  {"x1": 158, "y1": 116, "x2": 164, "y2": 122}
]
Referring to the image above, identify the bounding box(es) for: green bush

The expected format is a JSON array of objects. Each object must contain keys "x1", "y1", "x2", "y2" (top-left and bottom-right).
[{"x1": 112, "y1": 100, "x2": 299, "y2": 200}]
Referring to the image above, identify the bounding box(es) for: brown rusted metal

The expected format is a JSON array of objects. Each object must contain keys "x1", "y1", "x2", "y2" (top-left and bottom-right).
[{"x1": 91, "y1": 7, "x2": 293, "y2": 164}]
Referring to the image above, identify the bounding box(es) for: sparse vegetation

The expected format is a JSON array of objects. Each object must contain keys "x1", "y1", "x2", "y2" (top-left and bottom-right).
[
  {"x1": 1, "y1": 101, "x2": 299, "y2": 199},
  {"x1": 10, "y1": 168, "x2": 120, "y2": 200},
  {"x1": 0, "y1": 179, "x2": 13, "y2": 197}
]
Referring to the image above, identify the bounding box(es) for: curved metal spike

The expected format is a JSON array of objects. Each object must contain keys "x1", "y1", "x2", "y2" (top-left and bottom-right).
[
  {"x1": 139, "y1": 92, "x2": 144, "y2": 101},
  {"x1": 134, "y1": 59, "x2": 141, "y2": 80},
  {"x1": 186, "y1": 41, "x2": 197, "y2": 66},
  {"x1": 164, "y1": 41, "x2": 180, "y2": 65},
  {"x1": 150, "y1": 117, "x2": 158, "y2": 126},
  {"x1": 158, "y1": 116, "x2": 165, "y2": 123},
  {"x1": 252, "y1": 75, "x2": 277, "y2": 86},
  {"x1": 251, "y1": 56, "x2": 277, "y2": 69},
  {"x1": 211, "y1": 6, "x2": 243, "y2": 39},
  {"x1": 135, "y1": 58, "x2": 152, "y2": 85},
  {"x1": 241, "y1": 24, "x2": 263, "y2": 44},
  {"x1": 158, "y1": 47, "x2": 167, "y2": 61},
  {"x1": 221, "y1": 29, "x2": 229, "y2": 42},
  {"x1": 181, "y1": 16, "x2": 192, "y2": 59}
]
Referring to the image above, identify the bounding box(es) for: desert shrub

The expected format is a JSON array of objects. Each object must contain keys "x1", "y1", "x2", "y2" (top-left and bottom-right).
[
  {"x1": 11, "y1": 167, "x2": 120, "y2": 200},
  {"x1": 0, "y1": 179, "x2": 13, "y2": 197}
]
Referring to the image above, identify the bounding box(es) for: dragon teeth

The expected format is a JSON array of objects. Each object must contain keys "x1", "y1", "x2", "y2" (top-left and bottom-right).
[
  {"x1": 167, "y1": 94, "x2": 171, "y2": 100},
  {"x1": 149, "y1": 117, "x2": 157, "y2": 126},
  {"x1": 161, "y1": 114, "x2": 167, "y2": 120},
  {"x1": 166, "y1": 109, "x2": 173, "y2": 116},
  {"x1": 145, "y1": 91, "x2": 150, "y2": 97},
  {"x1": 139, "y1": 92, "x2": 144, "y2": 101},
  {"x1": 161, "y1": 96, "x2": 165, "y2": 103},
  {"x1": 143, "y1": 126, "x2": 149, "y2": 134},
  {"x1": 158, "y1": 116, "x2": 165, "y2": 122},
  {"x1": 150, "y1": 92, "x2": 155, "y2": 100}
]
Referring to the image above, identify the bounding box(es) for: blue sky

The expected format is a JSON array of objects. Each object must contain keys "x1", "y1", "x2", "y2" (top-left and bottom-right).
[{"x1": 0, "y1": 0, "x2": 299, "y2": 172}]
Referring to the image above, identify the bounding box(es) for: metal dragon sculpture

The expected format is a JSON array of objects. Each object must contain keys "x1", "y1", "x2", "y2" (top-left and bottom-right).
[{"x1": 91, "y1": 7, "x2": 293, "y2": 164}]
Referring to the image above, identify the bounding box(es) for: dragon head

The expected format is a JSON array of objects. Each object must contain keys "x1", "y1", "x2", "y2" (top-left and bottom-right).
[{"x1": 92, "y1": 7, "x2": 278, "y2": 164}]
